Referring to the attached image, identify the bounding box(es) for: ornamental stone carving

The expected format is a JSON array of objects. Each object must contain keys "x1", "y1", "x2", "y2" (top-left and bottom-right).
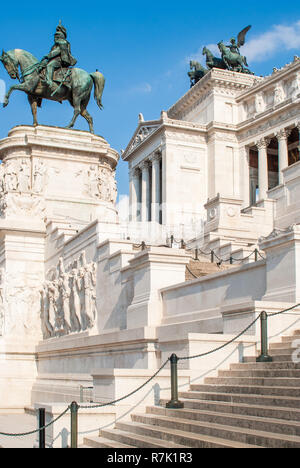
[
  {"x1": 129, "y1": 125, "x2": 159, "y2": 152},
  {"x1": 41, "y1": 251, "x2": 97, "y2": 338},
  {"x1": 86, "y1": 165, "x2": 117, "y2": 203}
]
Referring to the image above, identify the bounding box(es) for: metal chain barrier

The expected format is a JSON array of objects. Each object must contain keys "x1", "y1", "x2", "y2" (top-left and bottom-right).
[
  {"x1": 79, "y1": 358, "x2": 170, "y2": 410},
  {"x1": 1, "y1": 302, "x2": 299, "y2": 444},
  {"x1": 0, "y1": 405, "x2": 70, "y2": 437}
]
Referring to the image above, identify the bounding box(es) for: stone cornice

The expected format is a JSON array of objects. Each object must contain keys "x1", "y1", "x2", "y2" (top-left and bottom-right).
[
  {"x1": 167, "y1": 68, "x2": 260, "y2": 120},
  {"x1": 237, "y1": 97, "x2": 300, "y2": 143},
  {"x1": 236, "y1": 57, "x2": 300, "y2": 102},
  {"x1": 121, "y1": 117, "x2": 207, "y2": 161}
]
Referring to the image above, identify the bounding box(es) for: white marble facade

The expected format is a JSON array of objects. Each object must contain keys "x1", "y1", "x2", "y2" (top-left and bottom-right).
[{"x1": 0, "y1": 57, "x2": 300, "y2": 422}]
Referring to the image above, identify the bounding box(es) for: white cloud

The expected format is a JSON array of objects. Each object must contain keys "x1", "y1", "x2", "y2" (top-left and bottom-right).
[
  {"x1": 186, "y1": 21, "x2": 300, "y2": 67},
  {"x1": 243, "y1": 21, "x2": 300, "y2": 62},
  {"x1": 117, "y1": 194, "x2": 130, "y2": 222},
  {"x1": 0, "y1": 79, "x2": 6, "y2": 103},
  {"x1": 127, "y1": 82, "x2": 152, "y2": 95}
]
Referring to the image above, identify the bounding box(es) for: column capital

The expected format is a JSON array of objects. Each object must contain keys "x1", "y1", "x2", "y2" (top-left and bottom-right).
[
  {"x1": 140, "y1": 160, "x2": 150, "y2": 171},
  {"x1": 149, "y1": 152, "x2": 161, "y2": 164},
  {"x1": 276, "y1": 128, "x2": 291, "y2": 141},
  {"x1": 255, "y1": 137, "x2": 271, "y2": 150},
  {"x1": 130, "y1": 166, "x2": 140, "y2": 178}
]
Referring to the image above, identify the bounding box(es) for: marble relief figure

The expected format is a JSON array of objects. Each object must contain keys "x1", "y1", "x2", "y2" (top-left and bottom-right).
[{"x1": 41, "y1": 251, "x2": 97, "y2": 338}]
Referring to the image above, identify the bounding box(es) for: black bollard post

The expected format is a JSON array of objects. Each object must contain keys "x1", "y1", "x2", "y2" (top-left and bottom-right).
[
  {"x1": 166, "y1": 354, "x2": 184, "y2": 409},
  {"x1": 70, "y1": 401, "x2": 79, "y2": 448},
  {"x1": 256, "y1": 311, "x2": 273, "y2": 362},
  {"x1": 38, "y1": 408, "x2": 46, "y2": 449},
  {"x1": 230, "y1": 256, "x2": 233, "y2": 265},
  {"x1": 211, "y1": 251, "x2": 214, "y2": 263},
  {"x1": 255, "y1": 248, "x2": 258, "y2": 262}
]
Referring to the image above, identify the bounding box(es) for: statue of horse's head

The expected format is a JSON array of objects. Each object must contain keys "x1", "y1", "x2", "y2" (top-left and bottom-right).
[{"x1": 0, "y1": 50, "x2": 19, "y2": 80}]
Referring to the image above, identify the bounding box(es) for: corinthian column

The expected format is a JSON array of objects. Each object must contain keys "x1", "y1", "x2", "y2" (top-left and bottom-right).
[
  {"x1": 130, "y1": 167, "x2": 140, "y2": 222},
  {"x1": 276, "y1": 129, "x2": 291, "y2": 184},
  {"x1": 150, "y1": 152, "x2": 161, "y2": 223},
  {"x1": 256, "y1": 137, "x2": 270, "y2": 200},
  {"x1": 140, "y1": 161, "x2": 150, "y2": 222}
]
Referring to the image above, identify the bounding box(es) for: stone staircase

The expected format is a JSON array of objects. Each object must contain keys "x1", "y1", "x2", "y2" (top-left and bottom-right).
[
  {"x1": 82, "y1": 329, "x2": 300, "y2": 448},
  {"x1": 185, "y1": 259, "x2": 234, "y2": 281}
]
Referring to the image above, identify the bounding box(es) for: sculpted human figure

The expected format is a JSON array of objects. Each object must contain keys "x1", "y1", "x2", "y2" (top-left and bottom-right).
[
  {"x1": 5, "y1": 161, "x2": 18, "y2": 191},
  {"x1": 78, "y1": 252, "x2": 94, "y2": 330},
  {"x1": 33, "y1": 159, "x2": 46, "y2": 193},
  {"x1": 40, "y1": 284, "x2": 54, "y2": 339},
  {"x1": 87, "y1": 165, "x2": 100, "y2": 198},
  {"x1": 46, "y1": 279, "x2": 61, "y2": 334},
  {"x1": 40, "y1": 21, "x2": 77, "y2": 93},
  {"x1": 69, "y1": 266, "x2": 82, "y2": 333},
  {"x1": 18, "y1": 159, "x2": 31, "y2": 192},
  {"x1": 58, "y1": 257, "x2": 71, "y2": 333}
]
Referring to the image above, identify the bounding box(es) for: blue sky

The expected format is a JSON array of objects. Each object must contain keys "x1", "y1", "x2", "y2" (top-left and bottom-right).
[{"x1": 1, "y1": 1, "x2": 300, "y2": 197}]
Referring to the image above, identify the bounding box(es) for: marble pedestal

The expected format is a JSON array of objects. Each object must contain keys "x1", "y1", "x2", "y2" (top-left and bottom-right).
[{"x1": 0, "y1": 125, "x2": 120, "y2": 409}]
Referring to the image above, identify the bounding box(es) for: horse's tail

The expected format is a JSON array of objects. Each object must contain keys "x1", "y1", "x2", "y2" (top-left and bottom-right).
[
  {"x1": 243, "y1": 56, "x2": 249, "y2": 67},
  {"x1": 90, "y1": 71, "x2": 105, "y2": 110}
]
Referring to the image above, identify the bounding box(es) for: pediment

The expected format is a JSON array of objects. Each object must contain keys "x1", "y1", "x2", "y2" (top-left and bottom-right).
[{"x1": 122, "y1": 121, "x2": 161, "y2": 160}]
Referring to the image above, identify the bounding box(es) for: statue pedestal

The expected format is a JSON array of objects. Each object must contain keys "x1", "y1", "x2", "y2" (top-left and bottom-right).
[
  {"x1": 0, "y1": 126, "x2": 120, "y2": 409},
  {"x1": 0, "y1": 125, "x2": 119, "y2": 225}
]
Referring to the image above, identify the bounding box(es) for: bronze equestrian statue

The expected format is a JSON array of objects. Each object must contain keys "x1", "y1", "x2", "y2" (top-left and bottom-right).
[{"x1": 0, "y1": 21, "x2": 105, "y2": 133}]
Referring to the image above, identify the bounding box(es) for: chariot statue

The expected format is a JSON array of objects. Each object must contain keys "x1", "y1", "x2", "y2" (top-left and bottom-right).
[
  {"x1": 189, "y1": 25, "x2": 254, "y2": 87},
  {"x1": 0, "y1": 21, "x2": 105, "y2": 133}
]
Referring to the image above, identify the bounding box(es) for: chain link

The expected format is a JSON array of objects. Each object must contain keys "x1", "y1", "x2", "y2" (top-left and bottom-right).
[{"x1": 0, "y1": 405, "x2": 70, "y2": 437}]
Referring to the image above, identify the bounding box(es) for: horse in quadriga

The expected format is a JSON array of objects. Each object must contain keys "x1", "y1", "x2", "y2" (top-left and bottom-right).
[
  {"x1": 0, "y1": 49, "x2": 105, "y2": 133},
  {"x1": 202, "y1": 46, "x2": 227, "y2": 70},
  {"x1": 188, "y1": 60, "x2": 208, "y2": 87},
  {"x1": 217, "y1": 41, "x2": 251, "y2": 73}
]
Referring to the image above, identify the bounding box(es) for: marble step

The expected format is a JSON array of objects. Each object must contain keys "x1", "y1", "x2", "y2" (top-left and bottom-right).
[
  {"x1": 83, "y1": 435, "x2": 135, "y2": 449},
  {"x1": 270, "y1": 341, "x2": 299, "y2": 349},
  {"x1": 131, "y1": 413, "x2": 300, "y2": 448},
  {"x1": 146, "y1": 406, "x2": 300, "y2": 437},
  {"x1": 268, "y1": 347, "x2": 297, "y2": 355},
  {"x1": 179, "y1": 390, "x2": 300, "y2": 409},
  {"x1": 282, "y1": 334, "x2": 300, "y2": 343},
  {"x1": 230, "y1": 361, "x2": 300, "y2": 370},
  {"x1": 160, "y1": 397, "x2": 300, "y2": 422},
  {"x1": 204, "y1": 376, "x2": 300, "y2": 387},
  {"x1": 114, "y1": 420, "x2": 260, "y2": 448},
  {"x1": 190, "y1": 383, "x2": 300, "y2": 397},
  {"x1": 218, "y1": 369, "x2": 300, "y2": 378},
  {"x1": 100, "y1": 427, "x2": 187, "y2": 449},
  {"x1": 244, "y1": 354, "x2": 296, "y2": 362}
]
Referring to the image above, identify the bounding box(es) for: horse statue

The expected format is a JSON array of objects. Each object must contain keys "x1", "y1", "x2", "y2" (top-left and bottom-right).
[
  {"x1": 217, "y1": 41, "x2": 252, "y2": 74},
  {"x1": 0, "y1": 48, "x2": 105, "y2": 133},
  {"x1": 188, "y1": 60, "x2": 208, "y2": 87},
  {"x1": 202, "y1": 46, "x2": 227, "y2": 70}
]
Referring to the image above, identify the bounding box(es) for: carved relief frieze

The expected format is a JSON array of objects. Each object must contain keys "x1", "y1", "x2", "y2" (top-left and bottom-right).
[
  {"x1": 41, "y1": 251, "x2": 97, "y2": 339},
  {"x1": 86, "y1": 164, "x2": 117, "y2": 203},
  {"x1": 0, "y1": 158, "x2": 48, "y2": 219}
]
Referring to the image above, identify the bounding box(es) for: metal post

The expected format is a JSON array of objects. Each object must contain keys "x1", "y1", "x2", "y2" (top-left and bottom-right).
[
  {"x1": 255, "y1": 248, "x2": 258, "y2": 262},
  {"x1": 70, "y1": 401, "x2": 79, "y2": 448},
  {"x1": 166, "y1": 354, "x2": 184, "y2": 409},
  {"x1": 211, "y1": 251, "x2": 214, "y2": 263},
  {"x1": 230, "y1": 256, "x2": 233, "y2": 265},
  {"x1": 38, "y1": 408, "x2": 46, "y2": 449},
  {"x1": 256, "y1": 311, "x2": 273, "y2": 362},
  {"x1": 194, "y1": 248, "x2": 198, "y2": 260},
  {"x1": 170, "y1": 235, "x2": 174, "y2": 248}
]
